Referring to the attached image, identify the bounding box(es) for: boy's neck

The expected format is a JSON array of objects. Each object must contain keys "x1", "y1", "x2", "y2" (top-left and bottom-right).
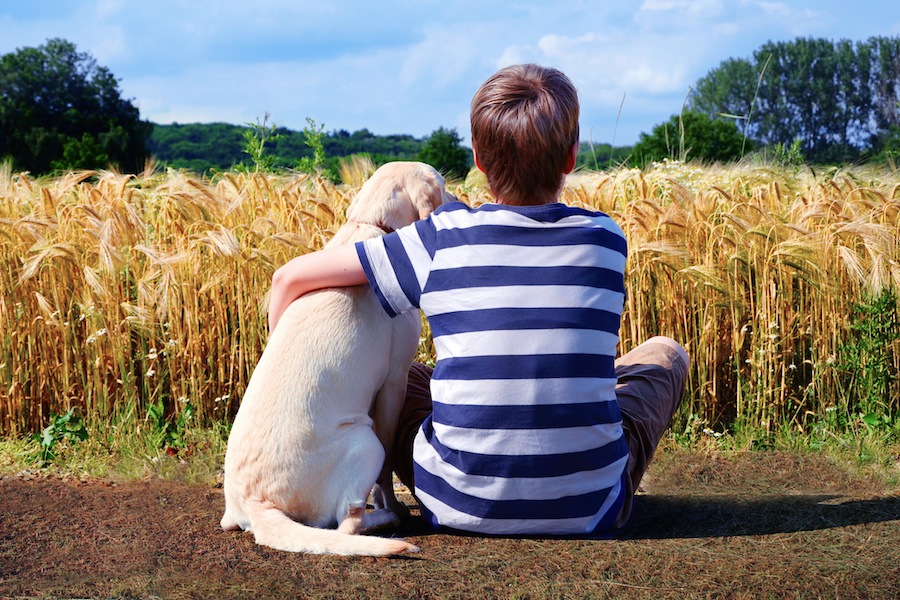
[
  {"x1": 495, "y1": 189, "x2": 562, "y2": 206},
  {"x1": 497, "y1": 197, "x2": 560, "y2": 207}
]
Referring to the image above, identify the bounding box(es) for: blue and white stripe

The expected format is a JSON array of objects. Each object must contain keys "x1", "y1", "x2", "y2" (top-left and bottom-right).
[{"x1": 356, "y1": 200, "x2": 629, "y2": 535}]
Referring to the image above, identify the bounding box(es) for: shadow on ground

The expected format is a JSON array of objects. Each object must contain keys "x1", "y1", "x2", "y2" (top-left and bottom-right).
[
  {"x1": 625, "y1": 492, "x2": 900, "y2": 539},
  {"x1": 389, "y1": 493, "x2": 900, "y2": 543}
]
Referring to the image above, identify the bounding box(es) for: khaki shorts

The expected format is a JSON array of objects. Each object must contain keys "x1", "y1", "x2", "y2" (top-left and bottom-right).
[{"x1": 391, "y1": 336, "x2": 689, "y2": 531}]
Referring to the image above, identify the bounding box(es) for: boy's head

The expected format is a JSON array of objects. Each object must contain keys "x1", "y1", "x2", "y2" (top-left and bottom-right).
[{"x1": 470, "y1": 64, "x2": 580, "y2": 206}]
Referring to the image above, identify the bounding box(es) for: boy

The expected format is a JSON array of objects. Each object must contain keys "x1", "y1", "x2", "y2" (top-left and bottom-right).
[{"x1": 268, "y1": 64, "x2": 688, "y2": 536}]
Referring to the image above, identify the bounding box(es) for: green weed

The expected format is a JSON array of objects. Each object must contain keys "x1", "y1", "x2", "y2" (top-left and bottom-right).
[
  {"x1": 837, "y1": 286, "x2": 900, "y2": 423},
  {"x1": 297, "y1": 117, "x2": 333, "y2": 178},
  {"x1": 147, "y1": 398, "x2": 195, "y2": 456},
  {"x1": 241, "y1": 112, "x2": 282, "y2": 173},
  {"x1": 29, "y1": 408, "x2": 89, "y2": 466},
  {"x1": 773, "y1": 138, "x2": 806, "y2": 167}
]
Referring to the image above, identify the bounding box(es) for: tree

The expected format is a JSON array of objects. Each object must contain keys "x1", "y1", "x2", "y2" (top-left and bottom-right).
[
  {"x1": 416, "y1": 127, "x2": 472, "y2": 180},
  {"x1": 687, "y1": 36, "x2": 900, "y2": 164},
  {"x1": 871, "y1": 38, "x2": 900, "y2": 132},
  {"x1": 690, "y1": 57, "x2": 758, "y2": 139},
  {"x1": 0, "y1": 38, "x2": 149, "y2": 174},
  {"x1": 631, "y1": 111, "x2": 748, "y2": 167}
]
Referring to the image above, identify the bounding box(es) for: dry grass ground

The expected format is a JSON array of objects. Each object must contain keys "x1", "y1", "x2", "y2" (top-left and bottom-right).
[{"x1": 1, "y1": 447, "x2": 897, "y2": 599}]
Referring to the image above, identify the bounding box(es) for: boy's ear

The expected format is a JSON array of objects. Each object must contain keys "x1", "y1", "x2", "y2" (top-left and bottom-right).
[
  {"x1": 473, "y1": 147, "x2": 485, "y2": 173},
  {"x1": 564, "y1": 143, "x2": 578, "y2": 174}
]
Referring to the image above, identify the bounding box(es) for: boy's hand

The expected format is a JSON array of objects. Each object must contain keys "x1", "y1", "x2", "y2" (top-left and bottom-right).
[{"x1": 268, "y1": 244, "x2": 367, "y2": 332}]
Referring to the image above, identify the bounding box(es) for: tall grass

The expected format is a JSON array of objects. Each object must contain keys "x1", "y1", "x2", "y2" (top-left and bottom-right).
[
  {"x1": 564, "y1": 160, "x2": 900, "y2": 436},
  {"x1": 1, "y1": 160, "x2": 898, "y2": 439},
  {"x1": 0, "y1": 167, "x2": 345, "y2": 434}
]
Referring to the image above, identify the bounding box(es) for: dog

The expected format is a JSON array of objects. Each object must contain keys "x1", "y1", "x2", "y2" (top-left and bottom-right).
[{"x1": 220, "y1": 162, "x2": 452, "y2": 556}]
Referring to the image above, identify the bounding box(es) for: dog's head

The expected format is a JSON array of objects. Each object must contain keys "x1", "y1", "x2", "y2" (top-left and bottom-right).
[{"x1": 345, "y1": 161, "x2": 455, "y2": 232}]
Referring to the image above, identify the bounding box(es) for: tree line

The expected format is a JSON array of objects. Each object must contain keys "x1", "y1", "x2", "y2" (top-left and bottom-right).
[
  {"x1": 148, "y1": 121, "x2": 465, "y2": 176},
  {"x1": 634, "y1": 36, "x2": 900, "y2": 166},
  {"x1": 2, "y1": 37, "x2": 899, "y2": 177}
]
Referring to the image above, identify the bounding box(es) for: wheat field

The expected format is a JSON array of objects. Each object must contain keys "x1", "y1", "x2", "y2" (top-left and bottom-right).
[{"x1": 1, "y1": 159, "x2": 898, "y2": 436}]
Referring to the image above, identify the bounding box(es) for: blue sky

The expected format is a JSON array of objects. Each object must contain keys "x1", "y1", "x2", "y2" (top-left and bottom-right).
[{"x1": 1, "y1": 0, "x2": 899, "y2": 145}]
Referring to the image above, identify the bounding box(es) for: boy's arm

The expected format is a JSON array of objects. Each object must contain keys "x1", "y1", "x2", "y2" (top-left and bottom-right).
[{"x1": 268, "y1": 243, "x2": 367, "y2": 332}]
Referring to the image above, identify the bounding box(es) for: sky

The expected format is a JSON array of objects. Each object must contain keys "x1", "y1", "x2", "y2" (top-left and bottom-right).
[{"x1": 1, "y1": 0, "x2": 899, "y2": 146}]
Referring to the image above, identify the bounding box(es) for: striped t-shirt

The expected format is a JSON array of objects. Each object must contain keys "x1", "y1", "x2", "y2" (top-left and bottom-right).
[{"x1": 355, "y1": 200, "x2": 630, "y2": 536}]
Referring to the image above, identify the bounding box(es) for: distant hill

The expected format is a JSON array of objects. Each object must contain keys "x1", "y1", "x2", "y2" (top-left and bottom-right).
[
  {"x1": 148, "y1": 122, "x2": 632, "y2": 176},
  {"x1": 148, "y1": 122, "x2": 437, "y2": 174}
]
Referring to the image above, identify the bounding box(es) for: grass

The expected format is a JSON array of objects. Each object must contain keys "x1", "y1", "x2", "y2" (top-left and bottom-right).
[{"x1": 2, "y1": 415, "x2": 897, "y2": 493}]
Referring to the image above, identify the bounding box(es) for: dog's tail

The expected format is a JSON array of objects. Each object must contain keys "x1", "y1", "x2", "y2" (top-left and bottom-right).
[{"x1": 246, "y1": 503, "x2": 419, "y2": 556}]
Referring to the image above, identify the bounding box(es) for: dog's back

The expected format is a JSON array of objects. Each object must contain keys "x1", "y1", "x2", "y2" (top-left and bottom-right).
[{"x1": 221, "y1": 163, "x2": 448, "y2": 556}]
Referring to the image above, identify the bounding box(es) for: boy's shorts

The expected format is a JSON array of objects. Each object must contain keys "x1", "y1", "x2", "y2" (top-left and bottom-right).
[{"x1": 391, "y1": 336, "x2": 690, "y2": 530}]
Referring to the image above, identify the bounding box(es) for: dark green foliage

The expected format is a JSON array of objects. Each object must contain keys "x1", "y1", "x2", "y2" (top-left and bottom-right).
[
  {"x1": 688, "y1": 36, "x2": 900, "y2": 164},
  {"x1": 871, "y1": 123, "x2": 900, "y2": 165},
  {"x1": 147, "y1": 122, "x2": 246, "y2": 172},
  {"x1": 147, "y1": 399, "x2": 195, "y2": 455},
  {"x1": 415, "y1": 127, "x2": 472, "y2": 180},
  {"x1": 29, "y1": 408, "x2": 89, "y2": 466},
  {"x1": 773, "y1": 138, "x2": 806, "y2": 167},
  {"x1": 149, "y1": 123, "x2": 440, "y2": 177},
  {"x1": 575, "y1": 142, "x2": 633, "y2": 171},
  {"x1": 631, "y1": 111, "x2": 748, "y2": 167},
  {"x1": 0, "y1": 38, "x2": 150, "y2": 174},
  {"x1": 837, "y1": 287, "x2": 900, "y2": 421}
]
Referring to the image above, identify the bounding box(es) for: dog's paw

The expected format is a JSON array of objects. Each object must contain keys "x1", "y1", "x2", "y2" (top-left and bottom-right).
[{"x1": 361, "y1": 508, "x2": 402, "y2": 533}]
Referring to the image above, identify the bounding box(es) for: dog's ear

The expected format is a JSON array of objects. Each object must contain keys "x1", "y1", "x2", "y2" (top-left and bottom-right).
[
  {"x1": 417, "y1": 189, "x2": 455, "y2": 219},
  {"x1": 410, "y1": 165, "x2": 454, "y2": 220}
]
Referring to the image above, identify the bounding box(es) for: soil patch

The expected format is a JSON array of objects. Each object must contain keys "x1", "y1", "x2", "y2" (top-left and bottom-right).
[{"x1": 1, "y1": 450, "x2": 898, "y2": 599}]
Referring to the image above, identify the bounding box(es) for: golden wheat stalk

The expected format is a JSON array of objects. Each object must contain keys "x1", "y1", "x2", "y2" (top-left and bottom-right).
[{"x1": 0, "y1": 161, "x2": 898, "y2": 435}]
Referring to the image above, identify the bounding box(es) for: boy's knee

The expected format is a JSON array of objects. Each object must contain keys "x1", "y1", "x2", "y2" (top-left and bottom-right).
[{"x1": 644, "y1": 336, "x2": 689, "y2": 372}]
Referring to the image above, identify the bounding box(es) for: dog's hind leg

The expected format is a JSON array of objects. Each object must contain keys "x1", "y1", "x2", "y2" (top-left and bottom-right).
[
  {"x1": 336, "y1": 500, "x2": 399, "y2": 534},
  {"x1": 337, "y1": 500, "x2": 367, "y2": 534},
  {"x1": 332, "y1": 429, "x2": 403, "y2": 535}
]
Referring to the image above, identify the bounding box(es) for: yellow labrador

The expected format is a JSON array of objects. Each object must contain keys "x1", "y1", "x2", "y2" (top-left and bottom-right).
[{"x1": 221, "y1": 162, "x2": 452, "y2": 556}]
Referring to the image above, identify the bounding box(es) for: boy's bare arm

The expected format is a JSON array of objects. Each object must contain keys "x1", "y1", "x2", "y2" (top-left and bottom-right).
[{"x1": 268, "y1": 244, "x2": 367, "y2": 332}]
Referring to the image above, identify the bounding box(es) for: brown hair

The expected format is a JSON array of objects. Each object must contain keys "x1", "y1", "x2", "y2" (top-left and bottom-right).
[{"x1": 470, "y1": 64, "x2": 580, "y2": 205}]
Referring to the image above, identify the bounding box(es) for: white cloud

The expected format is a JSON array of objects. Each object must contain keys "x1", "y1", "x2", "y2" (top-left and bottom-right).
[
  {"x1": 500, "y1": 32, "x2": 696, "y2": 99},
  {"x1": 399, "y1": 27, "x2": 481, "y2": 90},
  {"x1": 639, "y1": 0, "x2": 725, "y2": 19},
  {"x1": 1, "y1": 0, "x2": 899, "y2": 145}
]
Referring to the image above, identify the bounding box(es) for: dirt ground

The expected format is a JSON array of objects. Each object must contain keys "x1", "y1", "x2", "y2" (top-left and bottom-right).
[{"x1": 1, "y1": 449, "x2": 898, "y2": 600}]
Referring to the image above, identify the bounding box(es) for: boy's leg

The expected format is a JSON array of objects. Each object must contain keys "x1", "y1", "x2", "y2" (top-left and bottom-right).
[
  {"x1": 391, "y1": 362, "x2": 434, "y2": 492},
  {"x1": 614, "y1": 336, "x2": 689, "y2": 528}
]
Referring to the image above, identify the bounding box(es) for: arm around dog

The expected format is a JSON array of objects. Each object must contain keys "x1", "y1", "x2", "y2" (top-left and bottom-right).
[{"x1": 268, "y1": 244, "x2": 368, "y2": 332}]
